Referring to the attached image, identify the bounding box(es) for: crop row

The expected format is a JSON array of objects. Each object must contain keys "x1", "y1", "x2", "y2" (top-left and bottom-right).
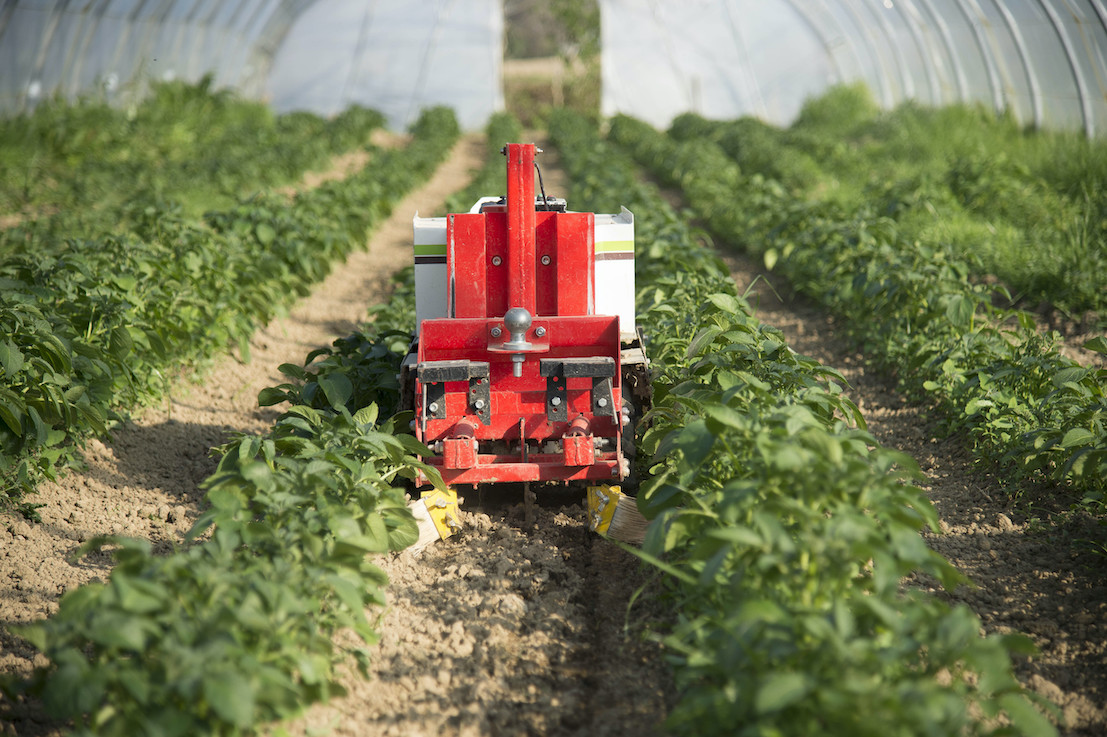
[
  {"x1": 8, "y1": 397, "x2": 430, "y2": 735},
  {"x1": 548, "y1": 108, "x2": 1055, "y2": 736},
  {"x1": 1, "y1": 114, "x2": 517, "y2": 736},
  {"x1": 605, "y1": 112, "x2": 1107, "y2": 510},
  {"x1": 696, "y1": 84, "x2": 1107, "y2": 319},
  {"x1": 0, "y1": 106, "x2": 458, "y2": 517},
  {"x1": 0, "y1": 76, "x2": 384, "y2": 233}
]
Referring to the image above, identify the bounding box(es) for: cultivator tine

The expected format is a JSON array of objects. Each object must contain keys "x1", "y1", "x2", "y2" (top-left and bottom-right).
[
  {"x1": 408, "y1": 487, "x2": 461, "y2": 552},
  {"x1": 523, "y1": 481, "x2": 537, "y2": 528},
  {"x1": 587, "y1": 485, "x2": 648, "y2": 545}
]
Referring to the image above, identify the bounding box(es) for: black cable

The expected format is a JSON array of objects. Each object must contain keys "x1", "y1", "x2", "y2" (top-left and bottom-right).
[{"x1": 534, "y1": 161, "x2": 550, "y2": 210}]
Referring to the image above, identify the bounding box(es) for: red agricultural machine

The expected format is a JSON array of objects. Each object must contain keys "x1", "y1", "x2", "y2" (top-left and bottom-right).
[{"x1": 403, "y1": 143, "x2": 649, "y2": 545}]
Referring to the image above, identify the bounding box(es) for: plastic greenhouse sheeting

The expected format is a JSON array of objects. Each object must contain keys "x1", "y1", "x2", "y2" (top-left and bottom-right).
[
  {"x1": 0, "y1": 0, "x2": 297, "y2": 114},
  {"x1": 599, "y1": 0, "x2": 1107, "y2": 136},
  {"x1": 0, "y1": 0, "x2": 504, "y2": 131},
  {"x1": 267, "y1": 0, "x2": 503, "y2": 131}
]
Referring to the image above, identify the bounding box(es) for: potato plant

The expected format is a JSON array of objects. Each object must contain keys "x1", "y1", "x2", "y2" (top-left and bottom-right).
[
  {"x1": 608, "y1": 113, "x2": 1107, "y2": 509},
  {"x1": 0, "y1": 106, "x2": 459, "y2": 517},
  {"x1": 549, "y1": 108, "x2": 1057, "y2": 737},
  {"x1": 0, "y1": 109, "x2": 485, "y2": 736},
  {"x1": 9, "y1": 402, "x2": 431, "y2": 736},
  {"x1": 0, "y1": 76, "x2": 385, "y2": 232},
  {"x1": 667, "y1": 85, "x2": 1107, "y2": 319}
]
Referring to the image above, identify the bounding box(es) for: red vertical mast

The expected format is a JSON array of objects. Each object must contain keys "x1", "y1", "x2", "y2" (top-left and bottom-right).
[{"x1": 505, "y1": 143, "x2": 537, "y2": 314}]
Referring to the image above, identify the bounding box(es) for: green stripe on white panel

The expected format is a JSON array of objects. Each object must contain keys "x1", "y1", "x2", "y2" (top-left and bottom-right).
[
  {"x1": 594, "y1": 239, "x2": 634, "y2": 253},
  {"x1": 414, "y1": 244, "x2": 447, "y2": 257}
]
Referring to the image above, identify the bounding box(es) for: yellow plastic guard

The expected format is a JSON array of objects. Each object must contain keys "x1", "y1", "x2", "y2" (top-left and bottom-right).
[
  {"x1": 421, "y1": 487, "x2": 461, "y2": 540},
  {"x1": 586, "y1": 485, "x2": 622, "y2": 535}
]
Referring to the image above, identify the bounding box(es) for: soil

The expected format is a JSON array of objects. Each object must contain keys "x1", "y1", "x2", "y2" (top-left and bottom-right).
[
  {"x1": 1, "y1": 135, "x2": 1104, "y2": 737},
  {"x1": 277, "y1": 491, "x2": 671, "y2": 737}
]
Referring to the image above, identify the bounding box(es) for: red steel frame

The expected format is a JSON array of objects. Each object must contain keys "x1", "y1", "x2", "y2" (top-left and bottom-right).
[{"x1": 414, "y1": 143, "x2": 624, "y2": 485}]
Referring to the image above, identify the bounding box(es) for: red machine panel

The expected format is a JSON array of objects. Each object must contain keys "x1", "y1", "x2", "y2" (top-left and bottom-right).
[
  {"x1": 414, "y1": 143, "x2": 626, "y2": 486},
  {"x1": 448, "y1": 211, "x2": 593, "y2": 320}
]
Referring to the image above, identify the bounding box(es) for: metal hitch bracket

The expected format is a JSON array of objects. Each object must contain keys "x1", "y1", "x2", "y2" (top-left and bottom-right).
[
  {"x1": 417, "y1": 360, "x2": 490, "y2": 422},
  {"x1": 540, "y1": 357, "x2": 616, "y2": 421}
]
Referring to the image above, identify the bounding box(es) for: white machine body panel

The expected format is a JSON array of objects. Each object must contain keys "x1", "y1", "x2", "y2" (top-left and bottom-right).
[
  {"x1": 594, "y1": 207, "x2": 635, "y2": 340},
  {"x1": 413, "y1": 213, "x2": 448, "y2": 328}
]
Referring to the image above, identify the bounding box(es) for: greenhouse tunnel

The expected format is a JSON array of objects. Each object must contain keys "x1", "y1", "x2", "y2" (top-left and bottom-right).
[
  {"x1": 601, "y1": 0, "x2": 1107, "y2": 136},
  {"x1": 1, "y1": 0, "x2": 1106, "y2": 135}
]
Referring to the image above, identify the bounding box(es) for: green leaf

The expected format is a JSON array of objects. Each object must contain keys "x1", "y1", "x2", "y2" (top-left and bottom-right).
[
  {"x1": 111, "y1": 274, "x2": 138, "y2": 291},
  {"x1": 109, "y1": 326, "x2": 133, "y2": 359},
  {"x1": 363, "y1": 513, "x2": 390, "y2": 553},
  {"x1": 12, "y1": 622, "x2": 47, "y2": 652},
  {"x1": 1083, "y1": 336, "x2": 1107, "y2": 354},
  {"x1": 26, "y1": 406, "x2": 47, "y2": 447},
  {"x1": 944, "y1": 294, "x2": 975, "y2": 327},
  {"x1": 239, "y1": 460, "x2": 276, "y2": 492},
  {"x1": 278, "y1": 362, "x2": 307, "y2": 380},
  {"x1": 768, "y1": 444, "x2": 806, "y2": 470},
  {"x1": 755, "y1": 672, "x2": 811, "y2": 714},
  {"x1": 203, "y1": 671, "x2": 256, "y2": 728},
  {"x1": 87, "y1": 613, "x2": 151, "y2": 651},
  {"x1": 387, "y1": 512, "x2": 420, "y2": 551},
  {"x1": 112, "y1": 574, "x2": 166, "y2": 614},
  {"x1": 318, "y1": 373, "x2": 353, "y2": 410},
  {"x1": 391, "y1": 431, "x2": 431, "y2": 457},
  {"x1": 1052, "y1": 367, "x2": 1088, "y2": 387},
  {"x1": 674, "y1": 420, "x2": 715, "y2": 471},
  {"x1": 685, "y1": 325, "x2": 721, "y2": 359},
  {"x1": 353, "y1": 403, "x2": 379, "y2": 427},
  {"x1": 763, "y1": 248, "x2": 778, "y2": 270},
  {"x1": 0, "y1": 401, "x2": 23, "y2": 435},
  {"x1": 998, "y1": 693, "x2": 1058, "y2": 737},
  {"x1": 326, "y1": 573, "x2": 370, "y2": 616},
  {"x1": 257, "y1": 387, "x2": 290, "y2": 407},
  {"x1": 255, "y1": 222, "x2": 277, "y2": 246},
  {"x1": 44, "y1": 654, "x2": 104, "y2": 716},
  {"x1": 237, "y1": 334, "x2": 251, "y2": 363},
  {"x1": 0, "y1": 340, "x2": 25, "y2": 377},
  {"x1": 703, "y1": 403, "x2": 746, "y2": 431},
  {"x1": 706, "y1": 292, "x2": 742, "y2": 315},
  {"x1": 1060, "y1": 428, "x2": 1094, "y2": 448},
  {"x1": 707, "y1": 525, "x2": 762, "y2": 548}
]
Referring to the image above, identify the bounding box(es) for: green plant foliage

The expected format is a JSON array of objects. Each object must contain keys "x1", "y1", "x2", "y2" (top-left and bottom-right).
[
  {"x1": 9, "y1": 404, "x2": 427, "y2": 736},
  {"x1": 0, "y1": 76, "x2": 385, "y2": 233},
  {"x1": 610, "y1": 111, "x2": 1107, "y2": 507},
  {"x1": 550, "y1": 107, "x2": 1057, "y2": 737},
  {"x1": 0, "y1": 105, "x2": 459, "y2": 516},
  {"x1": 0, "y1": 110, "x2": 500, "y2": 736},
  {"x1": 670, "y1": 87, "x2": 1107, "y2": 319}
]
